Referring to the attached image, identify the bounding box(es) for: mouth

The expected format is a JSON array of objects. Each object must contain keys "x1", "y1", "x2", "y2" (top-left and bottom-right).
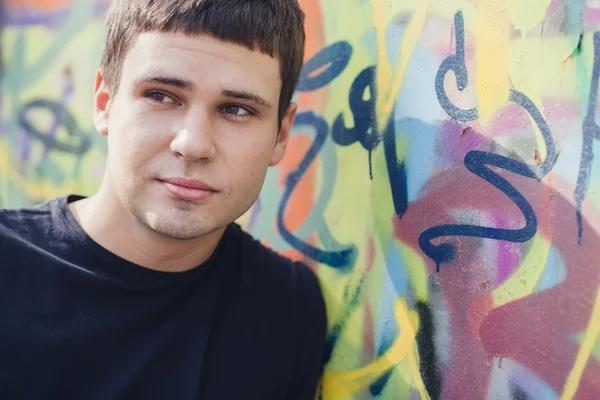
[{"x1": 157, "y1": 178, "x2": 217, "y2": 201}]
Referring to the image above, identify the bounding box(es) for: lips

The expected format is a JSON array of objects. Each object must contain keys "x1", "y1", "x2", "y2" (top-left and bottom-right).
[{"x1": 158, "y1": 178, "x2": 216, "y2": 201}]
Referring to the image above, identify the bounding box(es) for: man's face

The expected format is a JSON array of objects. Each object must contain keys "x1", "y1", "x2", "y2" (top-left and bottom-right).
[{"x1": 94, "y1": 32, "x2": 295, "y2": 240}]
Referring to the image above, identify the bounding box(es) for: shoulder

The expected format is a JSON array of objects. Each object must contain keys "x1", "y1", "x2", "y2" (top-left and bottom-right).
[
  {"x1": 226, "y1": 224, "x2": 322, "y2": 289},
  {"x1": 0, "y1": 199, "x2": 58, "y2": 264},
  {"x1": 225, "y1": 224, "x2": 327, "y2": 327},
  {"x1": 210, "y1": 226, "x2": 327, "y2": 396},
  {"x1": 0, "y1": 197, "x2": 58, "y2": 240},
  {"x1": 224, "y1": 228, "x2": 329, "y2": 397}
]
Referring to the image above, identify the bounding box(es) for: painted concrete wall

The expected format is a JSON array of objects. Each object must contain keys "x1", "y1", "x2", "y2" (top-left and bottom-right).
[{"x1": 2, "y1": 0, "x2": 600, "y2": 399}]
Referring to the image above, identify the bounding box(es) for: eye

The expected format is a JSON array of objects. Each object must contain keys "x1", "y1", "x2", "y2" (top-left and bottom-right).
[
  {"x1": 145, "y1": 91, "x2": 177, "y2": 104},
  {"x1": 222, "y1": 105, "x2": 252, "y2": 117}
]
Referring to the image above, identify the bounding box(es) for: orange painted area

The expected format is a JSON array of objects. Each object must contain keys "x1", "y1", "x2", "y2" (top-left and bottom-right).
[
  {"x1": 6, "y1": 0, "x2": 72, "y2": 10},
  {"x1": 278, "y1": 135, "x2": 316, "y2": 233},
  {"x1": 273, "y1": 0, "x2": 325, "y2": 265},
  {"x1": 297, "y1": 0, "x2": 328, "y2": 112},
  {"x1": 275, "y1": 135, "x2": 318, "y2": 263}
]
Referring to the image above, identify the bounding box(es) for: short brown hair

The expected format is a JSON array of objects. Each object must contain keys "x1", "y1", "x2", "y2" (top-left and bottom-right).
[{"x1": 100, "y1": 0, "x2": 306, "y2": 123}]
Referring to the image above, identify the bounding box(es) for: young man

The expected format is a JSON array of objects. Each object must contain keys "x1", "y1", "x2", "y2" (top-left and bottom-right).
[{"x1": 0, "y1": 0, "x2": 327, "y2": 399}]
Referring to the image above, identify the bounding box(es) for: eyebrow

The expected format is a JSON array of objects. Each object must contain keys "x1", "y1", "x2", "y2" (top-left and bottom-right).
[
  {"x1": 221, "y1": 89, "x2": 272, "y2": 110},
  {"x1": 134, "y1": 74, "x2": 272, "y2": 110},
  {"x1": 134, "y1": 75, "x2": 196, "y2": 91}
]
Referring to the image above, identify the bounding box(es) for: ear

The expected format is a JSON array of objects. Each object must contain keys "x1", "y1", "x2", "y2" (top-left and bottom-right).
[
  {"x1": 269, "y1": 102, "x2": 298, "y2": 166},
  {"x1": 93, "y1": 70, "x2": 111, "y2": 137}
]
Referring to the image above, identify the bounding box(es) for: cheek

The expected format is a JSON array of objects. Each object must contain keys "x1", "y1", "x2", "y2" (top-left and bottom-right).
[
  {"x1": 225, "y1": 137, "x2": 274, "y2": 186},
  {"x1": 109, "y1": 112, "x2": 169, "y2": 167}
]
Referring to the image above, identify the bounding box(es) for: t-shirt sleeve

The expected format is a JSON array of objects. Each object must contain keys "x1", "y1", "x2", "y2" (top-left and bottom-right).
[{"x1": 287, "y1": 262, "x2": 328, "y2": 400}]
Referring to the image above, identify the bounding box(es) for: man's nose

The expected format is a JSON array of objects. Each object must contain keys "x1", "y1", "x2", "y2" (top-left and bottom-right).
[{"x1": 170, "y1": 109, "x2": 217, "y2": 161}]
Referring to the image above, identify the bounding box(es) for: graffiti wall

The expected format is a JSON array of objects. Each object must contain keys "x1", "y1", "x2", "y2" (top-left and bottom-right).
[{"x1": 2, "y1": 0, "x2": 600, "y2": 399}]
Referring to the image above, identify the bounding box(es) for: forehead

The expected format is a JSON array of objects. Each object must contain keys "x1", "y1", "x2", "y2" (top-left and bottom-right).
[{"x1": 120, "y1": 32, "x2": 282, "y2": 100}]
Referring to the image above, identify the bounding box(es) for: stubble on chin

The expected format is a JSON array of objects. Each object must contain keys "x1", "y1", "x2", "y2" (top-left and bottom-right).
[{"x1": 137, "y1": 206, "x2": 214, "y2": 240}]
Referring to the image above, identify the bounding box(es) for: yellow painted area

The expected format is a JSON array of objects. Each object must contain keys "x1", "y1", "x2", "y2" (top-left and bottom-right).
[
  {"x1": 395, "y1": 240, "x2": 429, "y2": 302},
  {"x1": 322, "y1": 298, "x2": 428, "y2": 399},
  {"x1": 507, "y1": 35, "x2": 581, "y2": 160},
  {"x1": 510, "y1": 0, "x2": 552, "y2": 35},
  {"x1": 475, "y1": 0, "x2": 511, "y2": 125},
  {"x1": 370, "y1": 142, "x2": 396, "y2": 233},
  {"x1": 491, "y1": 234, "x2": 551, "y2": 307},
  {"x1": 574, "y1": 331, "x2": 600, "y2": 364},
  {"x1": 381, "y1": 0, "x2": 433, "y2": 129},
  {"x1": 0, "y1": 144, "x2": 78, "y2": 199},
  {"x1": 372, "y1": 0, "x2": 392, "y2": 120},
  {"x1": 508, "y1": 38, "x2": 547, "y2": 159},
  {"x1": 324, "y1": 145, "x2": 372, "y2": 246},
  {"x1": 321, "y1": 0, "x2": 471, "y2": 45},
  {"x1": 369, "y1": 134, "x2": 429, "y2": 303},
  {"x1": 369, "y1": 133, "x2": 408, "y2": 243},
  {"x1": 369, "y1": 126, "x2": 407, "y2": 237},
  {"x1": 315, "y1": 269, "x2": 348, "y2": 335},
  {"x1": 561, "y1": 286, "x2": 600, "y2": 400},
  {"x1": 509, "y1": 37, "x2": 580, "y2": 99},
  {"x1": 371, "y1": 0, "x2": 432, "y2": 130},
  {"x1": 318, "y1": 262, "x2": 372, "y2": 375}
]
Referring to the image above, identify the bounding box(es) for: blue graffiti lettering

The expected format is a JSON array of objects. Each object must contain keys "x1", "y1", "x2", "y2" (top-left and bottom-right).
[
  {"x1": 277, "y1": 111, "x2": 357, "y2": 268},
  {"x1": 419, "y1": 151, "x2": 538, "y2": 271},
  {"x1": 575, "y1": 31, "x2": 600, "y2": 244},
  {"x1": 424, "y1": 10, "x2": 557, "y2": 271},
  {"x1": 296, "y1": 41, "x2": 353, "y2": 92}
]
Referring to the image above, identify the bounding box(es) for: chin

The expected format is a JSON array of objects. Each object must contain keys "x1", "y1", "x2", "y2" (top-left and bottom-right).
[
  {"x1": 154, "y1": 227, "x2": 207, "y2": 241},
  {"x1": 150, "y1": 221, "x2": 210, "y2": 240},
  {"x1": 138, "y1": 210, "x2": 211, "y2": 240}
]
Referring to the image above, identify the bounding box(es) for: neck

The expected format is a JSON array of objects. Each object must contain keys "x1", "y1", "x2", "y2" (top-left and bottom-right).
[{"x1": 68, "y1": 187, "x2": 226, "y2": 273}]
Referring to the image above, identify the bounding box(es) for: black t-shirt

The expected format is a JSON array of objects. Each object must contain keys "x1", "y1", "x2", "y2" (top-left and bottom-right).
[{"x1": 0, "y1": 195, "x2": 327, "y2": 399}]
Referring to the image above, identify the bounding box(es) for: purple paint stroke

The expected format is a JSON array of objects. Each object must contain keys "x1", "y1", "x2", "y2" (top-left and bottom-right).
[
  {"x1": 585, "y1": 6, "x2": 600, "y2": 27},
  {"x1": 2, "y1": 6, "x2": 70, "y2": 29},
  {"x1": 247, "y1": 196, "x2": 262, "y2": 232},
  {"x1": 547, "y1": 0, "x2": 561, "y2": 16},
  {"x1": 17, "y1": 126, "x2": 31, "y2": 171},
  {"x1": 40, "y1": 70, "x2": 75, "y2": 161},
  {"x1": 2, "y1": 1, "x2": 110, "y2": 29},
  {"x1": 435, "y1": 120, "x2": 524, "y2": 283},
  {"x1": 486, "y1": 103, "x2": 537, "y2": 139},
  {"x1": 492, "y1": 213, "x2": 522, "y2": 284},
  {"x1": 436, "y1": 120, "x2": 488, "y2": 168}
]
